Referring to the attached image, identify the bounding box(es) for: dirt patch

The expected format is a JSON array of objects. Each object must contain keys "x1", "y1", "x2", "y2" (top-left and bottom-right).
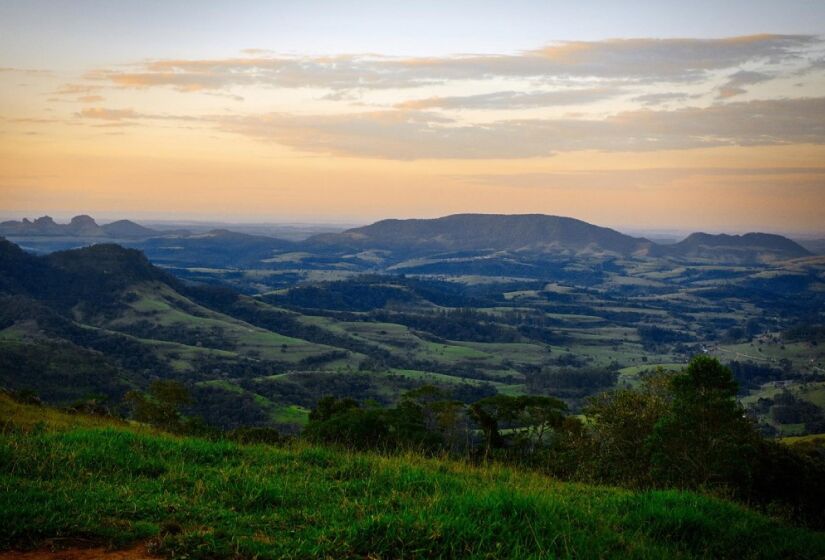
[{"x1": 0, "y1": 543, "x2": 155, "y2": 560}]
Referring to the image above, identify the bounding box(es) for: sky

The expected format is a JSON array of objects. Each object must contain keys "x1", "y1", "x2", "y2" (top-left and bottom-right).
[{"x1": 1, "y1": 0, "x2": 825, "y2": 233}]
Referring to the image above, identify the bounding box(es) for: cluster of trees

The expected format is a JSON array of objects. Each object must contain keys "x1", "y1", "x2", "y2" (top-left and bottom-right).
[
  {"x1": 768, "y1": 391, "x2": 825, "y2": 434},
  {"x1": 371, "y1": 309, "x2": 523, "y2": 344},
  {"x1": 304, "y1": 388, "x2": 571, "y2": 461},
  {"x1": 72, "y1": 355, "x2": 822, "y2": 528},
  {"x1": 524, "y1": 367, "x2": 617, "y2": 399},
  {"x1": 0, "y1": 337, "x2": 135, "y2": 403},
  {"x1": 118, "y1": 320, "x2": 235, "y2": 351},
  {"x1": 728, "y1": 360, "x2": 823, "y2": 394},
  {"x1": 301, "y1": 356, "x2": 825, "y2": 528},
  {"x1": 637, "y1": 325, "x2": 693, "y2": 350},
  {"x1": 267, "y1": 282, "x2": 418, "y2": 312},
  {"x1": 784, "y1": 323, "x2": 825, "y2": 344}
]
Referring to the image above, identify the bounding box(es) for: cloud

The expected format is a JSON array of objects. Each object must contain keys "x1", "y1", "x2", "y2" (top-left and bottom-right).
[
  {"x1": 0, "y1": 67, "x2": 52, "y2": 76},
  {"x1": 240, "y1": 48, "x2": 275, "y2": 56},
  {"x1": 1, "y1": 116, "x2": 61, "y2": 124},
  {"x1": 50, "y1": 83, "x2": 107, "y2": 104},
  {"x1": 86, "y1": 54, "x2": 437, "y2": 92},
  {"x1": 77, "y1": 107, "x2": 142, "y2": 121},
  {"x1": 395, "y1": 88, "x2": 621, "y2": 110},
  {"x1": 213, "y1": 97, "x2": 825, "y2": 159},
  {"x1": 716, "y1": 70, "x2": 773, "y2": 98},
  {"x1": 632, "y1": 92, "x2": 693, "y2": 106},
  {"x1": 88, "y1": 35, "x2": 820, "y2": 93},
  {"x1": 54, "y1": 83, "x2": 102, "y2": 96},
  {"x1": 526, "y1": 35, "x2": 810, "y2": 80}
]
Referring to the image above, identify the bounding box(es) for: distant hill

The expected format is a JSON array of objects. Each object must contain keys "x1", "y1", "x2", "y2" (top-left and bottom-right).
[
  {"x1": 0, "y1": 238, "x2": 173, "y2": 309},
  {"x1": 667, "y1": 232, "x2": 811, "y2": 263},
  {"x1": 134, "y1": 228, "x2": 296, "y2": 267},
  {"x1": 101, "y1": 219, "x2": 158, "y2": 238},
  {"x1": 796, "y1": 238, "x2": 825, "y2": 256},
  {"x1": 0, "y1": 213, "x2": 813, "y2": 267},
  {"x1": 308, "y1": 213, "x2": 654, "y2": 256},
  {"x1": 307, "y1": 213, "x2": 811, "y2": 264},
  {"x1": 0, "y1": 215, "x2": 158, "y2": 239}
]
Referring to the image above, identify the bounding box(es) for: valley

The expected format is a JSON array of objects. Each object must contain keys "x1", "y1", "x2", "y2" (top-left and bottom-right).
[{"x1": 1, "y1": 214, "x2": 823, "y2": 437}]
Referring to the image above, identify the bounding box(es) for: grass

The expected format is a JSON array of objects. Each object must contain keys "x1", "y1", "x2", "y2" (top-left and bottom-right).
[
  {"x1": 270, "y1": 404, "x2": 310, "y2": 425},
  {"x1": 779, "y1": 423, "x2": 807, "y2": 436},
  {"x1": 782, "y1": 433, "x2": 825, "y2": 446},
  {"x1": 195, "y1": 382, "x2": 310, "y2": 426},
  {"x1": 1, "y1": 399, "x2": 825, "y2": 559},
  {"x1": 113, "y1": 283, "x2": 348, "y2": 365},
  {"x1": 0, "y1": 393, "x2": 129, "y2": 432},
  {"x1": 714, "y1": 340, "x2": 825, "y2": 375}
]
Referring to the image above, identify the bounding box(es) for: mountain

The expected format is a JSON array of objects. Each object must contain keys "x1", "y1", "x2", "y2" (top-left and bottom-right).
[
  {"x1": 667, "y1": 232, "x2": 811, "y2": 263},
  {"x1": 0, "y1": 215, "x2": 158, "y2": 239},
  {"x1": 308, "y1": 213, "x2": 654, "y2": 256},
  {"x1": 101, "y1": 219, "x2": 158, "y2": 238},
  {"x1": 305, "y1": 214, "x2": 816, "y2": 265},
  {"x1": 65, "y1": 214, "x2": 105, "y2": 236}
]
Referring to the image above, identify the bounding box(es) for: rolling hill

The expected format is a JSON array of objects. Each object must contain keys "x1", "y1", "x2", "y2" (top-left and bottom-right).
[
  {"x1": 1, "y1": 212, "x2": 823, "y2": 437},
  {"x1": 0, "y1": 238, "x2": 368, "y2": 428}
]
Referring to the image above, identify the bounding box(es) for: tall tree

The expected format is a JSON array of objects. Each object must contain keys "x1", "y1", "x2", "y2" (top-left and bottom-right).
[{"x1": 648, "y1": 356, "x2": 758, "y2": 489}]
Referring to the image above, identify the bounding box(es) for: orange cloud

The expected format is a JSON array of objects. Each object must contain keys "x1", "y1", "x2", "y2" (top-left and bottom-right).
[{"x1": 77, "y1": 107, "x2": 140, "y2": 121}]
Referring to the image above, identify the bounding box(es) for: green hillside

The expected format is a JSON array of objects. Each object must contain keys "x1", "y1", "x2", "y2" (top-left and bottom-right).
[
  {"x1": 3, "y1": 236, "x2": 825, "y2": 437},
  {"x1": 2, "y1": 394, "x2": 824, "y2": 559}
]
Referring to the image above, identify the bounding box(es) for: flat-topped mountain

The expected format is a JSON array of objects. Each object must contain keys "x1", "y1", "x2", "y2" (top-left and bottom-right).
[
  {"x1": 668, "y1": 232, "x2": 811, "y2": 262},
  {"x1": 0, "y1": 215, "x2": 158, "y2": 239},
  {"x1": 308, "y1": 213, "x2": 655, "y2": 256}
]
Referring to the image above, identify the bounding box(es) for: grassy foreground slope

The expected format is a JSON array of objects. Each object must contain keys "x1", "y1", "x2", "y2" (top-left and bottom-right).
[{"x1": 1, "y1": 397, "x2": 824, "y2": 559}]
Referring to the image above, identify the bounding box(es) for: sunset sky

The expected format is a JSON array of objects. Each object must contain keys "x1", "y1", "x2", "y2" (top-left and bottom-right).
[{"x1": 2, "y1": 0, "x2": 824, "y2": 233}]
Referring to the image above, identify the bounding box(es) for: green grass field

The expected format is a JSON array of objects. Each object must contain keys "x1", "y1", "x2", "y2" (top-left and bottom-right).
[{"x1": 2, "y1": 395, "x2": 825, "y2": 559}]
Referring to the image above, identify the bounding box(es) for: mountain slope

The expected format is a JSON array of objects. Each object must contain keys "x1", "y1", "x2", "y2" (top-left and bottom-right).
[
  {"x1": 668, "y1": 232, "x2": 811, "y2": 263},
  {"x1": 0, "y1": 238, "x2": 360, "y2": 423},
  {"x1": 309, "y1": 213, "x2": 654, "y2": 256},
  {"x1": 2, "y1": 400, "x2": 824, "y2": 559}
]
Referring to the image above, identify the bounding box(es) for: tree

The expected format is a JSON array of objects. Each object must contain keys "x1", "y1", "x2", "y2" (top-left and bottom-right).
[
  {"x1": 469, "y1": 394, "x2": 567, "y2": 461},
  {"x1": 401, "y1": 385, "x2": 469, "y2": 453},
  {"x1": 124, "y1": 380, "x2": 193, "y2": 433},
  {"x1": 580, "y1": 370, "x2": 672, "y2": 486},
  {"x1": 309, "y1": 396, "x2": 359, "y2": 422},
  {"x1": 648, "y1": 356, "x2": 758, "y2": 489},
  {"x1": 305, "y1": 395, "x2": 438, "y2": 451}
]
